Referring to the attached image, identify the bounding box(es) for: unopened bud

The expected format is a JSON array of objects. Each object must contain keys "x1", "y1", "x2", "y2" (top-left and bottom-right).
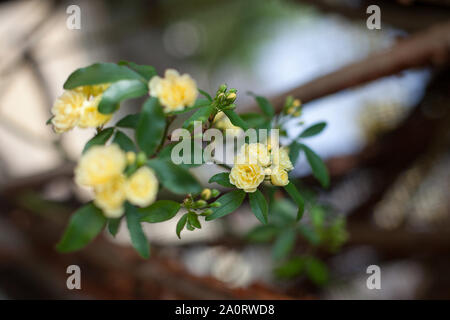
[
  {"x1": 126, "y1": 151, "x2": 136, "y2": 165},
  {"x1": 227, "y1": 92, "x2": 236, "y2": 101},
  {"x1": 201, "y1": 188, "x2": 212, "y2": 200},
  {"x1": 195, "y1": 200, "x2": 207, "y2": 208},
  {"x1": 211, "y1": 189, "x2": 220, "y2": 197},
  {"x1": 219, "y1": 84, "x2": 227, "y2": 92},
  {"x1": 201, "y1": 209, "x2": 213, "y2": 216},
  {"x1": 210, "y1": 202, "x2": 221, "y2": 208},
  {"x1": 293, "y1": 99, "x2": 301, "y2": 108},
  {"x1": 136, "y1": 152, "x2": 147, "y2": 166}
]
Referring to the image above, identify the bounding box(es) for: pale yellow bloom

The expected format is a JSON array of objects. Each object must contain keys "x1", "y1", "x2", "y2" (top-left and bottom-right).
[
  {"x1": 51, "y1": 90, "x2": 85, "y2": 133},
  {"x1": 125, "y1": 166, "x2": 158, "y2": 207},
  {"x1": 213, "y1": 111, "x2": 242, "y2": 136},
  {"x1": 75, "y1": 144, "x2": 127, "y2": 187},
  {"x1": 271, "y1": 147, "x2": 294, "y2": 172},
  {"x1": 270, "y1": 167, "x2": 289, "y2": 186},
  {"x1": 236, "y1": 143, "x2": 271, "y2": 166},
  {"x1": 94, "y1": 174, "x2": 127, "y2": 218},
  {"x1": 149, "y1": 69, "x2": 198, "y2": 113},
  {"x1": 229, "y1": 163, "x2": 265, "y2": 193},
  {"x1": 78, "y1": 95, "x2": 112, "y2": 128}
]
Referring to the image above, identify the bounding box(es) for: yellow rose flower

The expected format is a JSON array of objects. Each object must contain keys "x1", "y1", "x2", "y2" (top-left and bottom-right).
[
  {"x1": 75, "y1": 144, "x2": 127, "y2": 187},
  {"x1": 229, "y1": 163, "x2": 265, "y2": 193},
  {"x1": 236, "y1": 143, "x2": 271, "y2": 167},
  {"x1": 94, "y1": 174, "x2": 126, "y2": 218},
  {"x1": 271, "y1": 147, "x2": 293, "y2": 172},
  {"x1": 125, "y1": 166, "x2": 159, "y2": 207},
  {"x1": 148, "y1": 69, "x2": 198, "y2": 113},
  {"x1": 213, "y1": 111, "x2": 243, "y2": 136},
  {"x1": 78, "y1": 95, "x2": 112, "y2": 128},
  {"x1": 270, "y1": 167, "x2": 289, "y2": 186},
  {"x1": 51, "y1": 90, "x2": 85, "y2": 133}
]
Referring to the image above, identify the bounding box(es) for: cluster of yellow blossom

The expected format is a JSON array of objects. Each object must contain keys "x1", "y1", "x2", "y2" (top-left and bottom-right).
[
  {"x1": 149, "y1": 69, "x2": 198, "y2": 113},
  {"x1": 213, "y1": 111, "x2": 243, "y2": 136},
  {"x1": 285, "y1": 98, "x2": 302, "y2": 117},
  {"x1": 51, "y1": 84, "x2": 112, "y2": 133},
  {"x1": 229, "y1": 142, "x2": 294, "y2": 192},
  {"x1": 75, "y1": 144, "x2": 158, "y2": 218}
]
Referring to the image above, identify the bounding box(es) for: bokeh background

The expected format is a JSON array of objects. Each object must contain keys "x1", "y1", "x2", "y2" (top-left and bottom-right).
[{"x1": 0, "y1": 0, "x2": 449, "y2": 299}]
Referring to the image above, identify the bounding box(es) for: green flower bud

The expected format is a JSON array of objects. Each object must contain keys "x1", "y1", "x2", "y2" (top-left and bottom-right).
[
  {"x1": 210, "y1": 201, "x2": 221, "y2": 208},
  {"x1": 211, "y1": 189, "x2": 220, "y2": 197},
  {"x1": 136, "y1": 152, "x2": 147, "y2": 166},
  {"x1": 201, "y1": 209, "x2": 213, "y2": 216},
  {"x1": 195, "y1": 200, "x2": 207, "y2": 208}
]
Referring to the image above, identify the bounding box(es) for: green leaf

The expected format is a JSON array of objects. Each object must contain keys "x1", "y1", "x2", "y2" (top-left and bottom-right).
[
  {"x1": 255, "y1": 96, "x2": 274, "y2": 118},
  {"x1": 115, "y1": 113, "x2": 140, "y2": 129},
  {"x1": 205, "y1": 190, "x2": 246, "y2": 221},
  {"x1": 98, "y1": 79, "x2": 148, "y2": 114},
  {"x1": 167, "y1": 98, "x2": 210, "y2": 115},
  {"x1": 208, "y1": 172, "x2": 233, "y2": 188},
  {"x1": 246, "y1": 225, "x2": 279, "y2": 243},
  {"x1": 289, "y1": 141, "x2": 302, "y2": 165},
  {"x1": 63, "y1": 62, "x2": 144, "y2": 89},
  {"x1": 139, "y1": 200, "x2": 180, "y2": 223},
  {"x1": 118, "y1": 61, "x2": 156, "y2": 81},
  {"x1": 239, "y1": 113, "x2": 267, "y2": 128},
  {"x1": 113, "y1": 130, "x2": 136, "y2": 152},
  {"x1": 188, "y1": 213, "x2": 201, "y2": 229},
  {"x1": 305, "y1": 257, "x2": 329, "y2": 286},
  {"x1": 126, "y1": 204, "x2": 150, "y2": 259},
  {"x1": 46, "y1": 116, "x2": 53, "y2": 125},
  {"x1": 248, "y1": 190, "x2": 268, "y2": 224},
  {"x1": 56, "y1": 203, "x2": 106, "y2": 252},
  {"x1": 275, "y1": 257, "x2": 305, "y2": 278},
  {"x1": 183, "y1": 105, "x2": 214, "y2": 129},
  {"x1": 176, "y1": 213, "x2": 188, "y2": 239},
  {"x1": 299, "y1": 122, "x2": 327, "y2": 138},
  {"x1": 284, "y1": 182, "x2": 305, "y2": 221},
  {"x1": 300, "y1": 144, "x2": 330, "y2": 188},
  {"x1": 198, "y1": 89, "x2": 212, "y2": 101},
  {"x1": 297, "y1": 225, "x2": 321, "y2": 246},
  {"x1": 82, "y1": 127, "x2": 114, "y2": 153},
  {"x1": 136, "y1": 97, "x2": 166, "y2": 157},
  {"x1": 147, "y1": 158, "x2": 202, "y2": 195},
  {"x1": 272, "y1": 228, "x2": 296, "y2": 260},
  {"x1": 107, "y1": 218, "x2": 121, "y2": 237}
]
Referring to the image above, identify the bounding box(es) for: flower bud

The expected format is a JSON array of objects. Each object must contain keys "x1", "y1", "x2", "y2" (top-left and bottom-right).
[
  {"x1": 201, "y1": 188, "x2": 212, "y2": 200},
  {"x1": 219, "y1": 84, "x2": 227, "y2": 92},
  {"x1": 201, "y1": 209, "x2": 213, "y2": 216},
  {"x1": 211, "y1": 189, "x2": 220, "y2": 197},
  {"x1": 195, "y1": 200, "x2": 207, "y2": 208},
  {"x1": 126, "y1": 151, "x2": 136, "y2": 165},
  {"x1": 136, "y1": 152, "x2": 147, "y2": 166},
  {"x1": 227, "y1": 92, "x2": 236, "y2": 101},
  {"x1": 210, "y1": 201, "x2": 221, "y2": 208}
]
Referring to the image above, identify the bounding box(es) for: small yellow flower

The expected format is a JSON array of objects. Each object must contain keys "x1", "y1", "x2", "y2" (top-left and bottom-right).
[
  {"x1": 51, "y1": 90, "x2": 85, "y2": 133},
  {"x1": 270, "y1": 167, "x2": 289, "y2": 186},
  {"x1": 229, "y1": 163, "x2": 265, "y2": 193},
  {"x1": 271, "y1": 147, "x2": 293, "y2": 172},
  {"x1": 126, "y1": 151, "x2": 136, "y2": 165},
  {"x1": 78, "y1": 95, "x2": 112, "y2": 128},
  {"x1": 236, "y1": 143, "x2": 271, "y2": 167},
  {"x1": 94, "y1": 174, "x2": 127, "y2": 218},
  {"x1": 125, "y1": 166, "x2": 158, "y2": 207},
  {"x1": 149, "y1": 69, "x2": 198, "y2": 113},
  {"x1": 213, "y1": 111, "x2": 242, "y2": 136},
  {"x1": 75, "y1": 144, "x2": 126, "y2": 187}
]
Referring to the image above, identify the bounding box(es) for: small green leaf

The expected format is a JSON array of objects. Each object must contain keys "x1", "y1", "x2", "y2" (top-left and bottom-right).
[
  {"x1": 46, "y1": 116, "x2": 53, "y2": 125},
  {"x1": 136, "y1": 97, "x2": 166, "y2": 157},
  {"x1": 167, "y1": 98, "x2": 210, "y2": 115},
  {"x1": 113, "y1": 130, "x2": 136, "y2": 152},
  {"x1": 208, "y1": 172, "x2": 233, "y2": 188},
  {"x1": 139, "y1": 200, "x2": 180, "y2": 223},
  {"x1": 205, "y1": 190, "x2": 246, "y2": 221},
  {"x1": 198, "y1": 89, "x2": 212, "y2": 101},
  {"x1": 56, "y1": 203, "x2": 106, "y2": 252},
  {"x1": 63, "y1": 62, "x2": 144, "y2": 89},
  {"x1": 284, "y1": 182, "x2": 305, "y2": 221},
  {"x1": 115, "y1": 113, "x2": 140, "y2": 129},
  {"x1": 118, "y1": 61, "x2": 156, "y2": 81},
  {"x1": 297, "y1": 225, "x2": 320, "y2": 246},
  {"x1": 188, "y1": 213, "x2": 201, "y2": 229},
  {"x1": 305, "y1": 257, "x2": 329, "y2": 286},
  {"x1": 147, "y1": 158, "x2": 202, "y2": 195},
  {"x1": 239, "y1": 113, "x2": 267, "y2": 128},
  {"x1": 275, "y1": 257, "x2": 305, "y2": 278},
  {"x1": 246, "y1": 225, "x2": 279, "y2": 243},
  {"x1": 176, "y1": 213, "x2": 188, "y2": 239},
  {"x1": 98, "y1": 79, "x2": 148, "y2": 114},
  {"x1": 126, "y1": 204, "x2": 150, "y2": 259},
  {"x1": 108, "y1": 218, "x2": 121, "y2": 237},
  {"x1": 248, "y1": 190, "x2": 268, "y2": 224},
  {"x1": 289, "y1": 141, "x2": 302, "y2": 165},
  {"x1": 255, "y1": 96, "x2": 274, "y2": 118},
  {"x1": 299, "y1": 122, "x2": 327, "y2": 138},
  {"x1": 183, "y1": 105, "x2": 214, "y2": 129},
  {"x1": 82, "y1": 127, "x2": 114, "y2": 153},
  {"x1": 300, "y1": 144, "x2": 330, "y2": 188},
  {"x1": 272, "y1": 228, "x2": 296, "y2": 260}
]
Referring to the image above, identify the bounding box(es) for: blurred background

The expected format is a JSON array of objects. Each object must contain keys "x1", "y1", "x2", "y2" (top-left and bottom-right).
[{"x1": 0, "y1": 0, "x2": 449, "y2": 299}]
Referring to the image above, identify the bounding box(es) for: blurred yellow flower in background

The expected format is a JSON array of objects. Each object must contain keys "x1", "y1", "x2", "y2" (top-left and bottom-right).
[
  {"x1": 149, "y1": 69, "x2": 198, "y2": 113},
  {"x1": 94, "y1": 174, "x2": 127, "y2": 218},
  {"x1": 125, "y1": 166, "x2": 159, "y2": 207}
]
